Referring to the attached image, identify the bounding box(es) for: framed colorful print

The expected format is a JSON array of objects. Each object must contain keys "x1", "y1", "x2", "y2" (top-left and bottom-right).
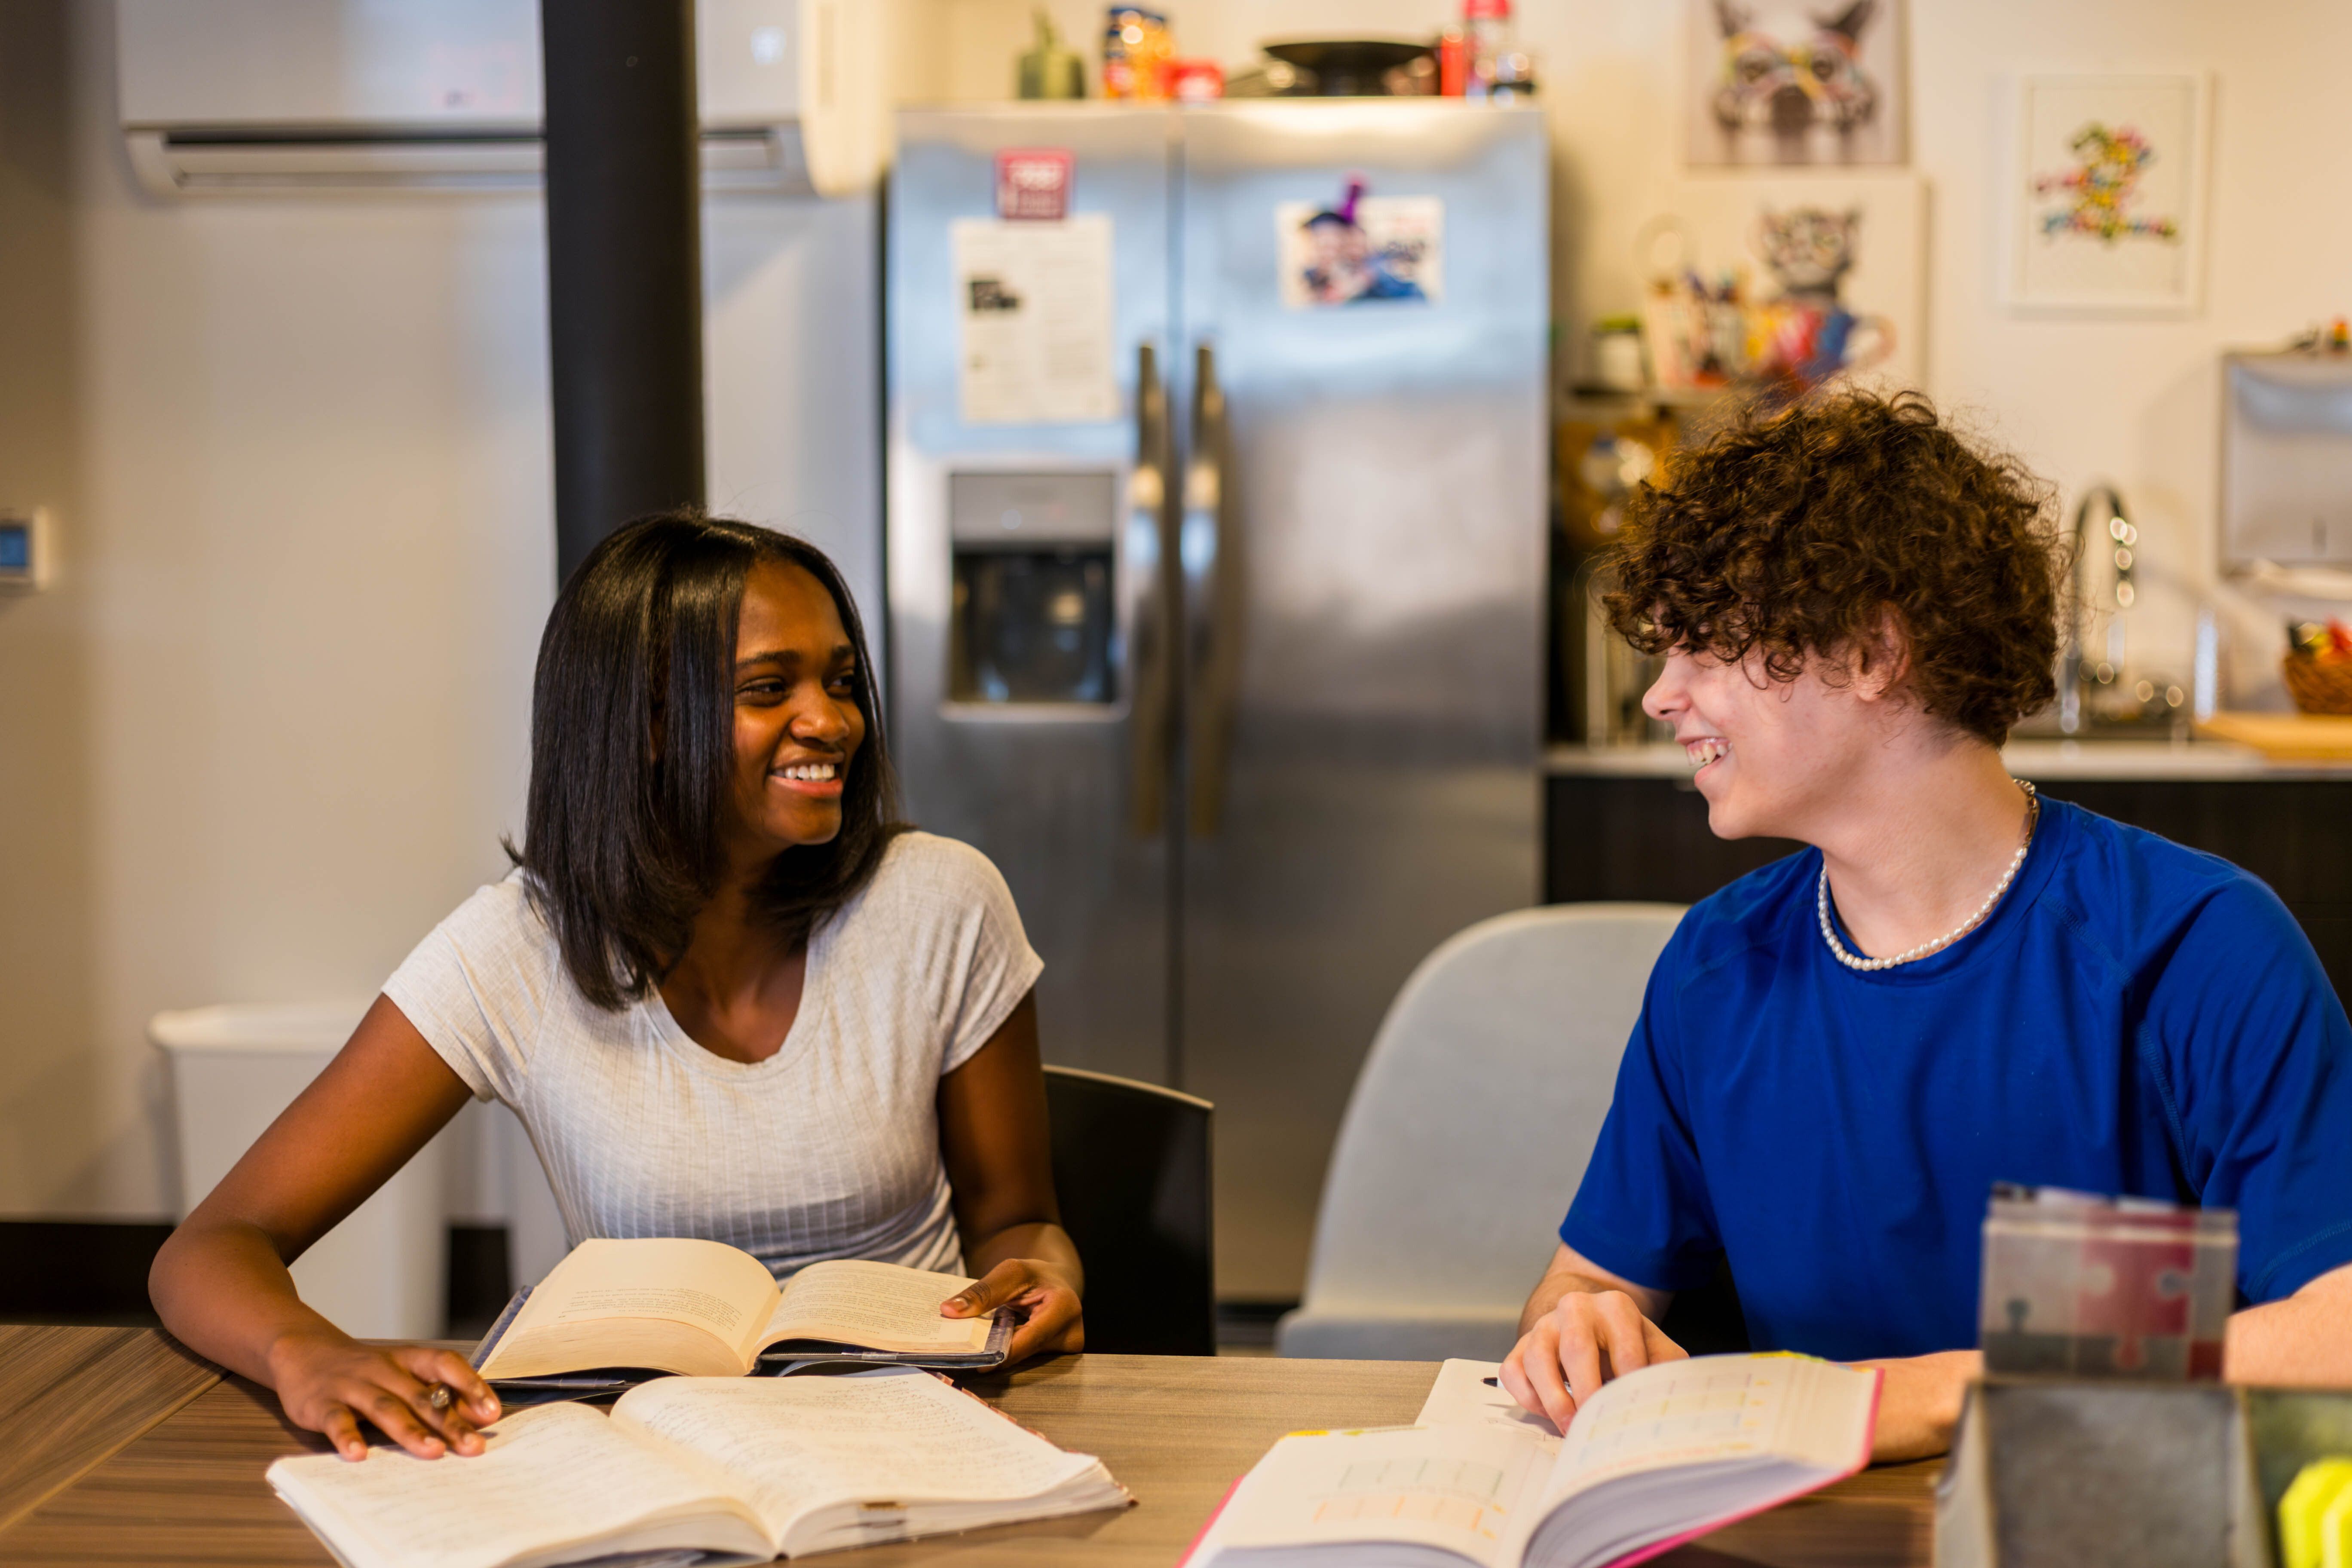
[
  {"x1": 2003, "y1": 74, "x2": 2209, "y2": 314},
  {"x1": 1641, "y1": 173, "x2": 1927, "y2": 395}
]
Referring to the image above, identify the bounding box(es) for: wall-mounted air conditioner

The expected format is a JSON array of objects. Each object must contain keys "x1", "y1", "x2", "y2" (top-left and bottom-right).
[{"x1": 116, "y1": 0, "x2": 885, "y2": 198}]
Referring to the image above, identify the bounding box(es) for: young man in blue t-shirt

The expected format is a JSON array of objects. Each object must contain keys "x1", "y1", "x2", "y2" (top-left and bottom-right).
[{"x1": 1500, "y1": 391, "x2": 2352, "y2": 1461}]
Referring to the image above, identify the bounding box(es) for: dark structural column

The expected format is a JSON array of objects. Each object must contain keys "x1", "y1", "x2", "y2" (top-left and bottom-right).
[{"x1": 542, "y1": 0, "x2": 705, "y2": 584}]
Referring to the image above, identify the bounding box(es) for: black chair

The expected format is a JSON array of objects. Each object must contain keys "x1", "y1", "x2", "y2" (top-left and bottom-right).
[{"x1": 1042, "y1": 1065, "x2": 1215, "y2": 1356}]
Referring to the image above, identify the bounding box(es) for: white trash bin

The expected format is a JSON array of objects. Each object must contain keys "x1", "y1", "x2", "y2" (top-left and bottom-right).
[{"x1": 151, "y1": 1000, "x2": 448, "y2": 1340}]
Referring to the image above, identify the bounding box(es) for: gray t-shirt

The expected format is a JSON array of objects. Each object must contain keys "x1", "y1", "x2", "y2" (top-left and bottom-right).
[{"x1": 383, "y1": 832, "x2": 1043, "y2": 1280}]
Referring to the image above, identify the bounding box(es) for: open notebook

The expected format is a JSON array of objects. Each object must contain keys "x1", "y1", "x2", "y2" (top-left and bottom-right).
[
  {"x1": 267, "y1": 1367, "x2": 1129, "y2": 1568},
  {"x1": 1185, "y1": 1353, "x2": 1880, "y2": 1568}
]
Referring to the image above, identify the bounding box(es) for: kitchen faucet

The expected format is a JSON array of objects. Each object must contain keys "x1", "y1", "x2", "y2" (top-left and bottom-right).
[{"x1": 2061, "y1": 484, "x2": 2136, "y2": 735}]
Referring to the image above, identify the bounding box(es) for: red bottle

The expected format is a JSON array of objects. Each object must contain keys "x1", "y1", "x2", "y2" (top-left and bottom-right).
[{"x1": 1437, "y1": 26, "x2": 1467, "y2": 97}]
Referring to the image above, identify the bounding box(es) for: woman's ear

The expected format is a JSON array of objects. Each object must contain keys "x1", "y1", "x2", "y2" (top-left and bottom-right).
[{"x1": 1851, "y1": 605, "x2": 1914, "y2": 705}]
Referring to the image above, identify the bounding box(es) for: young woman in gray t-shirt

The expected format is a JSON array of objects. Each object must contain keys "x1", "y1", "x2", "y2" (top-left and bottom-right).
[{"x1": 150, "y1": 514, "x2": 1084, "y2": 1462}]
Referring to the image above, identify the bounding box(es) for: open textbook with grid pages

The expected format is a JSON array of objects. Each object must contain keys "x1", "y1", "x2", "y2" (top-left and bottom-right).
[
  {"x1": 266, "y1": 1367, "x2": 1130, "y2": 1568},
  {"x1": 470, "y1": 1240, "x2": 1011, "y2": 1388},
  {"x1": 1185, "y1": 1354, "x2": 1881, "y2": 1568}
]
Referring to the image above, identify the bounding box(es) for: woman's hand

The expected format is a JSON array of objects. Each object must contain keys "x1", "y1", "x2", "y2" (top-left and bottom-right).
[
  {"x1": 1500, "y1": 1288, "x2": 1687, "y2": 1431},
  {"x1": 267, "y1": 1326, "x2": 502, "y2": 1462},
  {"x1": 146, "y1": 996, "x2": 489, "y2": 1458},
  {"x1": 942, "y1": 1257, "x2": 1084, "y2": 1365}
]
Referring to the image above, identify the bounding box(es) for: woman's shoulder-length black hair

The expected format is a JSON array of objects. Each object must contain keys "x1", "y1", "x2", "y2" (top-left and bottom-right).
[{"x1": 510, "y1": 509, "x2": 906, "y2": 1011}]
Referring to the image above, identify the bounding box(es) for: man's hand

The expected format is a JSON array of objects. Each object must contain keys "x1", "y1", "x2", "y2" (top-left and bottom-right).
[
  {"x1": 1501, "y1": 1288, "x2": 1688, "y2": 1430},
  {"x1": 1854, "y1": 1263, "x2": 2352, "y2": 1464},
  {"x1": 1500, "y1": 1242, "x2": 1684, "y2": 1430},
  {"x1": 1852, "y1": 1350, "x2": 1978, "y2": 1463}
]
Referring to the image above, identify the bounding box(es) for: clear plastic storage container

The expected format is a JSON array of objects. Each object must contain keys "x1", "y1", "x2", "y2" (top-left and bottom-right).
[{"x1": 1979, "y1": 1183, "x2": 2236, "y2": 1381}]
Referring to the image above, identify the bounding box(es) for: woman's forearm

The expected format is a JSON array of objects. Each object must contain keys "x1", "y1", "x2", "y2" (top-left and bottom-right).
[
  {"x1": 965, "y1": 1219, "x2": 1083, "y2": 1293},
  {"x1": 150, "y1": 1219, "x2": 353, "y2": 1387},
  {"x1": 149, "y1": 999, "x2": 472, "y2": 1387}
]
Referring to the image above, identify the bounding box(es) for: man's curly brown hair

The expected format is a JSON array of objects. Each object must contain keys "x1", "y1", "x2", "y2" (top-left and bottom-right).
[{"x1": 1603, "y1": 389, "x2": 2064, "y2": 745}]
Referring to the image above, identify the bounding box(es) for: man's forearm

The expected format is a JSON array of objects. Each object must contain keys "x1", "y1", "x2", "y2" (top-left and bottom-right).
[
  {"x1": 1517, "y1": 1242, "x2": 1675, "y2": 1333},
  {"x1": 1519, "y1": 1268, "x2": 1635, "y2": 1334},
  {"x1": 1853, "y1": 1350, "x2": 1979, "y2": 1462},
  {"x1": 2225, "y1": 1263, "x2": 2352, "y2": 1384}
]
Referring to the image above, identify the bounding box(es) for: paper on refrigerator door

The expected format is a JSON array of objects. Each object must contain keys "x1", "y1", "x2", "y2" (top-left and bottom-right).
[{"x1": 952, "y1": 214, "x2": 1117, "y2": 425}]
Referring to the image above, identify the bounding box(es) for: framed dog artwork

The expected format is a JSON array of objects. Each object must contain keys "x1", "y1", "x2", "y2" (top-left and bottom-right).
[{"x1": 1686, "y1": 0, "x2": 1907, "y2": 168}]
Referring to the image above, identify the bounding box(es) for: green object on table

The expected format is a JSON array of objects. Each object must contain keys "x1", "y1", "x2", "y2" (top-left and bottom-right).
[
  {"x1": 2280, "y1": 1457, "x2": 2352, "y2": 1568},
  {"x1": 1017, "y1": 9, "x2": 1086, "y2": 99}
]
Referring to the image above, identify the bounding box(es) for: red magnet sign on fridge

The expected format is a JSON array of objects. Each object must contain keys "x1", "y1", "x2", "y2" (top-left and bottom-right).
[{"x1": 995, "y1": 149, "x2": 1074, "y2": 220}]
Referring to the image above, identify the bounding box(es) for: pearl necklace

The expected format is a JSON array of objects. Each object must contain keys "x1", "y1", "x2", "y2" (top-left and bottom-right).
[{"x1": 1817, "y1": 781, "x2": 2040, "y2": 972}]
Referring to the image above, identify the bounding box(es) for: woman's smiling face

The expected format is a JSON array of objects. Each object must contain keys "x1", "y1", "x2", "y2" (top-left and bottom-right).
[{"x1": 726, "y1": 560, "x2": 866, "y2": 857}]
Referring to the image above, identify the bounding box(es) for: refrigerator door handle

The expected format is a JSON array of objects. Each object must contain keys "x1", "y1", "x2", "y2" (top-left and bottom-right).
[
  {"x1": 1127, "y1": 341, "x2": 1177, "y2": 836},
  {"x1": 1184, "y1": 341, "x2": 1241, "y2": 836}
]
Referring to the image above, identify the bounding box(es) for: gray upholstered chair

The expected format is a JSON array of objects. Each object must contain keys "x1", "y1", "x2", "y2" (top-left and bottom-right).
[{"x1": 1276, "y1": 903, "x2": 1686, "y2": 1362}]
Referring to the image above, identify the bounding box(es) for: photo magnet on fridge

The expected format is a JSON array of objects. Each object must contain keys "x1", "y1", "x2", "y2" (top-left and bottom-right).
[{"x1": 1277, "y1": 176, "x2": 1443, "y2": 308}]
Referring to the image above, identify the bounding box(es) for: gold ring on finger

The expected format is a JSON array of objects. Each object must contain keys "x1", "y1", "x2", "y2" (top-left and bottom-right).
[{"x1": 425, "y1": 1383, "x2": 453, "y2": 1412}]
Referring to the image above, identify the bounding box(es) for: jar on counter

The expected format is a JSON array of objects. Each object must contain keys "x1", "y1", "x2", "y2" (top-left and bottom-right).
[
  {"x1": 1103, "y1": 7, "x2": 1173, "y2": 101},
  {"x1": 1591, "y1": 317, "x2": 1647, "y2": 393}
]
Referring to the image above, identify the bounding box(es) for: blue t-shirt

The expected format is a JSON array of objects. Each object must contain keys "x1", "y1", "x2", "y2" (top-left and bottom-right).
[{"x1": 1560, "y1": 798, "x2": 2352, "y2": 1361}]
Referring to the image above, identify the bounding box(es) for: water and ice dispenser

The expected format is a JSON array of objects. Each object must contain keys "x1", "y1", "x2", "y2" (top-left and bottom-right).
[{"x1": 948, "y1": 471, "x2": 1118, "y2": 705}]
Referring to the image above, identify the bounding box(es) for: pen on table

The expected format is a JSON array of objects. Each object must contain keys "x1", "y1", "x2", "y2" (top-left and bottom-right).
[{"x1": 1483, "y1": 1376, "x2": 1499, "y2": 1387}]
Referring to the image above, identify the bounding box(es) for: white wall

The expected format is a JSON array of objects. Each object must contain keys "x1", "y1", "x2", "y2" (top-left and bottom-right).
[
  {"x1": 0, "y1": 0, "x2": 101, "y2": 1216},
  {"x1": 1908, "y1": 1, "x2": 2352, "y2": 696},
  {"x1": 6, "y1": 0, "x2": 2350, "y2": 1217},
  {"x1": 704, "y1": 193, "x2": 881, "y2": 608},
  {"x1": 925, "y1": 0, "x2": 2352, "y2": 698},
  {"x1": 0, "y1": 0, "x2": 882, "y2": 1218}
]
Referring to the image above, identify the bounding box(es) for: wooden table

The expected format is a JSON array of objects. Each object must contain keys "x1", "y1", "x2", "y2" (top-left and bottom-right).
[{"x1": 0, "y1": 1326, "x2": 1936, "y2": 1566}]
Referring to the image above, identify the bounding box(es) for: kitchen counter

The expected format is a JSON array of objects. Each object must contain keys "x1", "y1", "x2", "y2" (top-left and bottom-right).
[
  {"x1": 1545, "y1": 744, "x2": 2352, "y2": 994},
  {"x1": 1546, "y1": 737, "x2": 2352, "y2": 782}
]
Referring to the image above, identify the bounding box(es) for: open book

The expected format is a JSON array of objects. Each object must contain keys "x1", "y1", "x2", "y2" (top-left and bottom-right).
[
  {"x1": 1186, "y1": 1354, "x2": 1880, "y2": 1568},
  {"x1": 472, "y1": 1239, "x2": 1010, "y2": 1385},
  {"x1": 268, "y1": 1366, "x2": 1130, "y2": 1568}
]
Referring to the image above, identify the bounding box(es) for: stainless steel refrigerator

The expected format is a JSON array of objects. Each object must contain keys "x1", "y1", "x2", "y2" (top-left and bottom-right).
[{"x1": 886, "y1": 101, "x2": 1548, "y2": 1302}]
